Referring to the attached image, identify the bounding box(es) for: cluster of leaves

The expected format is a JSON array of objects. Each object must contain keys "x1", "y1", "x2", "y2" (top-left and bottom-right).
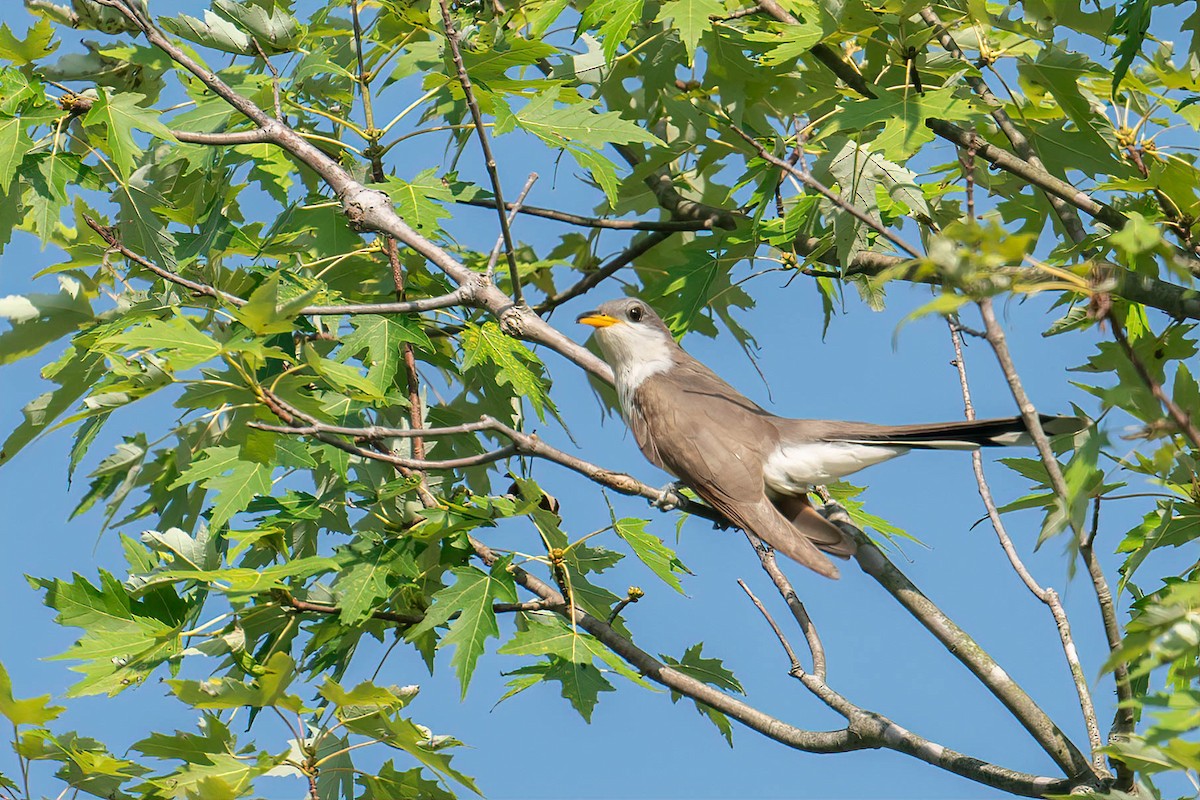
[{"x1": 0, "y1": 0, "x2": 1197, "y2": 797}]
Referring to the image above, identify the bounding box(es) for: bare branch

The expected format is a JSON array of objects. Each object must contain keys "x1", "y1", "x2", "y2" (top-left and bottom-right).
[
  {"x1": 438, "y1": 0, "x2": 523, "y2": 305},
  {"x1": 278, "y1": 590, "x2": 552, "y2": 625},
  {"x1": 737, "y1": 578, "x2": 802, "y2": 673},
  {"x1": 743, "y1": 533, "x2": 826, "y2": 680},
  {"x1": 86, "y1": 214, "x2": 248, "y2": 306},
  {"x1": 755, "y1": 1, "x2": 877, "y2": 98},
  {"x1": 535, "y1": 230, "x2": 675, "y2": 313},
  {"x1": 85, "y1": 212, "x2": 470, "y2": 316},
  {"x1": 928, "y1": 121, "x2": 1125, "y2": 231},
  {"x1": 458, "y1": 197, "x2": 715, "y2": 231},
  {"x1": 249, "y1": 402, "x2": 718, "y2": 522},
  {"x1": 1107, "y1": 312, "x2": 1200, "y2": 449},
  {"x1": 486, "y1": 173, "x2": 539, "y2": 282},
  {"x1": 848, "y1": 525, "x2": 1094, "y2": 780},
  {"x1": 726, "y1": 122, "x2": 923, "y2": 260},
  {"x1": 949, "y1": 323, "x2": 1106, "y2": 773},
  {"x1": 976, "y1": 299, "x2": 1136, "y2": 781}
]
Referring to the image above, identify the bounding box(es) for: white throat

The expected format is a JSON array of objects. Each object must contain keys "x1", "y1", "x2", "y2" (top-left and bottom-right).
[{"x1": 596, "y1": 324, "x2": 676, "y2": 413}]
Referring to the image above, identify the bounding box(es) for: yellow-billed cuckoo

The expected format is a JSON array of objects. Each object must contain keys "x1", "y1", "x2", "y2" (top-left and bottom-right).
[{"x1": 578, "y1": 298, "x2": 1084, "y2": 579}]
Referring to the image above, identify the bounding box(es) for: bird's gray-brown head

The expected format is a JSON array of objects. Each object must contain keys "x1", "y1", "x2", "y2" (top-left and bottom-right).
[{"x1": 577, "y1": 298, "x2": 680, "y2": 406}]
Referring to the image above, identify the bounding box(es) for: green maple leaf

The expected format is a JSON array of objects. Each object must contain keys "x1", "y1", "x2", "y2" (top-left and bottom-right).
[
  {"x1": 509, "y1": 89, "x2": 659, "y2": 150},
  {"x1": 331, "y1": 538, "x2": 419, "y2": 626},
  {"x1": 577, "y1": 0, "x2": 645, "y2": 62},
  {"x1": 234, "y1": 274, "x2": 319, "y2": 335},
  {"x1": 100, "y1": 316, "x2": 224, "y2": 370},
  {"x1": 613, "y1": 517, "x2": 691, "y2": 593},
  {"x1": 406, "y1": 559, "x2": 517, "y2": 697},
  {"x1": 379, "y1": 170, "x2": 454, "y2": 236},
  {"x1": 0, "y1": 662, "x2": 64, "y2": 726},
  {"x1": 82, "y1": 90, "x2": 174, "y2": 177},
  {"x1": 498, "y1": 612, "x2": 595, "y2": 663},
  {"x1": 655, "y1": 0, "x2": 723, "y2": 64},
  {"x1": 662, "y1": 643, "x2": 743, "y2": 745},
  {"x1": 170, "y1": 445, "x2": 272, "y2": 530},
  {"x1": 303, "y1": 342, "x2": 385, "y2": 400},
  {"x1": 460, "y1": 321, "x2": 553, "y2": 419},
  {"x1": 167, "y1": 652, "x2": 302, "y2": 711},
  {"x1": 359, "y1": 761, "x2": 457, "y2": 800},
  {"x1": 34, "y1": 570, "x2": 188, "y2": 697},
  {"x1": 338, "y1": 314, "x2": 432, "y2": 389},
  {"x1": 0, "y1": 116, "x2": 33, "y2": 186},
  {"x1": 0, "y1": 18, "x2": 57, "y2": 65},
  {"x1": 833, "y1": 87, "x2": 977, "y2": 159}
]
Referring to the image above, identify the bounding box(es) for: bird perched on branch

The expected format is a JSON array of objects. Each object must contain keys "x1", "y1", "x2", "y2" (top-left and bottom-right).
[{"x1": 578, "y1": 298, "x2": 1084, "y2": 579}]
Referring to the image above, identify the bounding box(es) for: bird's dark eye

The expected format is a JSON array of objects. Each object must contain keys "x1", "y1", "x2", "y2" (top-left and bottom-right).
[{"x1": 628, "y1": 305, "x2": 643, "y2": 322}]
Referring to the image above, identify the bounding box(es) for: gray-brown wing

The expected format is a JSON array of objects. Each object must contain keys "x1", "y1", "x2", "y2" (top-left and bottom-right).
[{"x1": 631, "y1": 366, "x2": 841, "y2": 578}]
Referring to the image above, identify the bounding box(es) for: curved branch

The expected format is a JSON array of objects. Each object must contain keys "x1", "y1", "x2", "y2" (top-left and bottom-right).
[
  {"x1": 535, "y1": 230, "x2": 675, "y2": 313},
  {"x1": 927, "y1": 121, "x2": 1125, "y2": 231},
  {"x1": 250, "y1": 401, "x2": 719, "y2": 523},
  {"x1": 476, "y1": 535, "x2": 1072, "y2": 796},
  {"x1": 457, "y1": 197, "x2": 715, "y2": 232},
  {"x1": 438, "y1": 0, "x2": 523, "y2": 305},
  {"x1": 846, "y1": 522, "x2": 1094, "y2": 781},
  {"x1": 85, "y1": 213, "x2": 469, "y2": 317},
  {"x1": 949, "y1": 323, "x2": 1106, "y2": 774}
]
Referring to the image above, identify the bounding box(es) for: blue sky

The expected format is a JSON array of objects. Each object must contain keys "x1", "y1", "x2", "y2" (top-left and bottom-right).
[{"x1": 0, "y1": 3, "x2": 1189, "y2": 798}]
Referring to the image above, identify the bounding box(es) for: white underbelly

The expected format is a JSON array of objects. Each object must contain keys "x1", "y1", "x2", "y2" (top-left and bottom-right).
[{"x1": 763, "y1": 442, "x2": 909, "y2": 494}]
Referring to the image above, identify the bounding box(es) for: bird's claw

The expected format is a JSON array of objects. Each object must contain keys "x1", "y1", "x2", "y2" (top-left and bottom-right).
[{"x1": 652, "y1": 481, "x2": 685, "y2": 511}]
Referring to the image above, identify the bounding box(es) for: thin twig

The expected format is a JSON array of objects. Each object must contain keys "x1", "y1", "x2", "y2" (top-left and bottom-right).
[
  {"x1": 279, "y1": 591, "x2": 551, "y2": 625},
  {"x1": 250, "y1": 395, "x2": 720, "y2": 521},
  {"x1": 976, "y1": 298, "x2": 1135, "y2": 780},
  {"x1": 535, "y1": 230, "x2": 675, "y2": 313},
  {"x1": 743, "y1": 532, "x2": 826, "y2": 679},
  {"x1": 250, "y1": 37, "x2": 283, "y2": 121},
  {"x1": 726, "y1": 122, "x2": 923, "y2": 259},
  {"x1": 737, "y1": 579, "x2": 802, "y2": 674},
  {"x1": 486, "y1": 173, "x2": 538, "y2": 281},
  {"x1": 949, "y1": 323, "x2": 1106, "y2": 774},
  {"x1": 1108, "y1": 312, "x2": 1200, "y2": 449},
  {"x1": 438, "y1": 0, "x2": 523, "y2": 305},
  {"x1": 86, "y1": 213, "x2": 470, "y2": 316},
  {"x1": 928, "y1": 120, "x2": 1125, "y2": 231},
  {"x1": 458, "y1": 197, "x2": 714, "y2": 231}
]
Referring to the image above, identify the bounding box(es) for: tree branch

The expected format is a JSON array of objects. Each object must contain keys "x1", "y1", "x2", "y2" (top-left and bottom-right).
[
  {"x1": 847, "y1": 524, "x2": 1094, "y2": 780},
  {"x1": 535, "y1": 230, "x2": 675, "y2": 314},
  {"x1": 85, "y1": 212, "x2": 470, "y2": 317},
  {"x1": 728, "y1": 123, "x2": 922, "y2": 259},
  {"x1": 975, "y1": 298, "x2": 1134, "y2": 780},
  {"x1": 438, "y1": 0, "x2": 523, "y2": 305},
  {"x1": 1107, "y1": 312, "x2": 1200, "y2": 449},
  {"x1": 470, "y1": 535, "x2": 1072, "y2": 796},
  {"x1": 949, "y1": 323, "x2": 1106, "y2": 774},
  {"x1": 457, "y1": 197, "x2": 715, "y2": 231},
  {"x1": 277, "y1": 590, "x2": 552, "y2": 625},
  {"x1": 927, "y1": 121, "x2": 1126, "y2": 231},
  {"x1": 249, "y1": 400, "x2": 718, "y2": 523},
  {"x1": 743, "y1": 533, "x2": 826, "y2": 680}
]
